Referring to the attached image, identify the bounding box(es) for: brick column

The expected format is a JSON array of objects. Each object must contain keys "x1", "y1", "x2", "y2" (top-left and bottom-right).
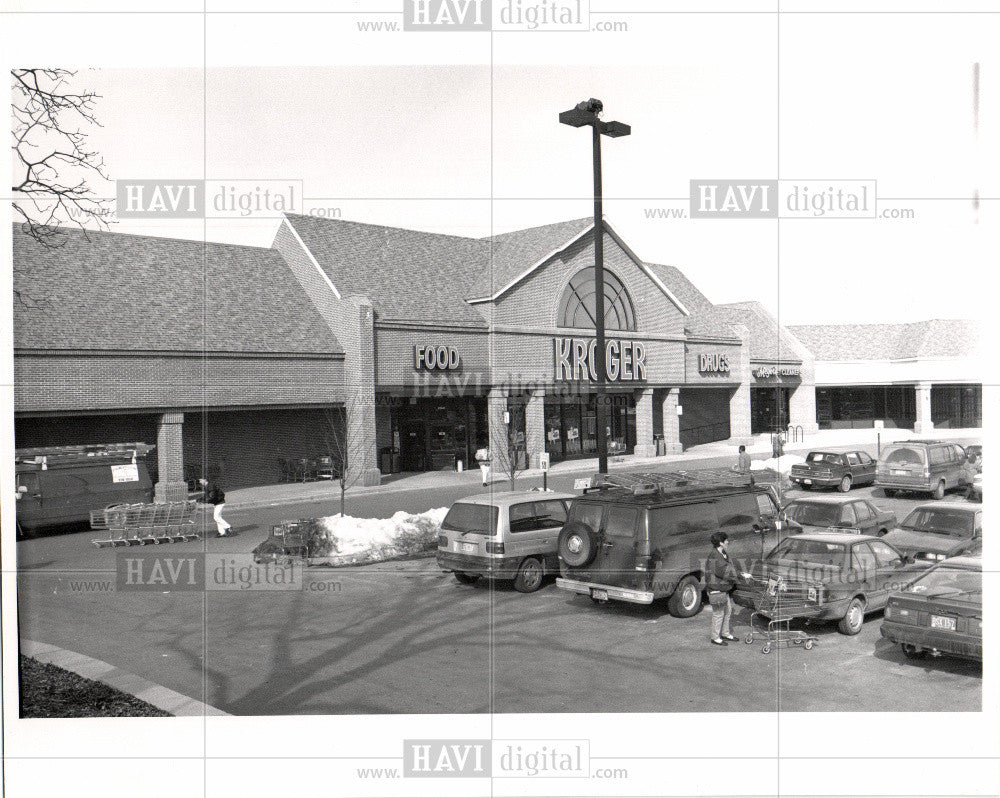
[
  {"x1": 155, "y1": 412, "x2": 187, "y2": 502},
  {"x1": 914, "y1": 381, "x2": 934, "y2": 434},
  {"x1": 729, "y1": 324, "x2": 753, "y2": 442},
  {"x1": 661, "y1": 387, "x2": 683, "y2": 454},
  {"x1": 487, "y1": 387, "x2": 512, "y2": 481},
  {"x1": 526, "y1": 388, "x2": 546, "y2": 468},
  {"x1": 788, "y1": 384, "x2": 819, "y2": 434},
  {"x1": 347, "y1": 299, "x2": 381, "y2": 487},
  {"x1": 633, "y1": 388, "x2": 655, "y2": 458}
]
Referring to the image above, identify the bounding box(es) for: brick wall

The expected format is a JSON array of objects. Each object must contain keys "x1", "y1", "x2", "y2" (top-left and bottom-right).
[{"x1": 14, "y1": 353, "x2": 347, "y2": 412}]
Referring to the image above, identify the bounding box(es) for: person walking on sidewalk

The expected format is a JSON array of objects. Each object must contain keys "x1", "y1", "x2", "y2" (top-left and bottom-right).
[
  {"x1": 475, "y1": 446, "x2": 491, "y2": 487},
  {"x1": 734, "y1": 444, "x2": 752, "y2": 474},
  {"x1": 706, "y1": 531, "x2": 741, "y2": 646},
  {"x1": 200, "y1": 478, "x2": 232, "y2": 536}
]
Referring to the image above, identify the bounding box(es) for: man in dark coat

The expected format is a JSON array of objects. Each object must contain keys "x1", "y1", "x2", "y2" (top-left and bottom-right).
[
  {"x1": 200, "y1": 478, "x2": 232, "y2": 536},
  {"x1": 706, "y1": 531, "x2": 740, "y2": 646}
]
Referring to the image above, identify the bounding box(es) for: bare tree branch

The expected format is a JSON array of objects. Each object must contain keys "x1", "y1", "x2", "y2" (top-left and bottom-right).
[{"x1": 11, "y1": 68, "x2": 112, "y2": 262}]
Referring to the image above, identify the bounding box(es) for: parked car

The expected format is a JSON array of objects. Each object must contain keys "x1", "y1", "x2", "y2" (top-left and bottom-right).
[
  {"x1": 733, "y1": 532, "x2": 925, "y2": 635},
  {"x1": 881, "y1": 554, "x2": 982, "y2": 661},
  {"x1": 15, "y1": 443, "x2": 154, "y2": 535},
  {"x1": 555, "y1": 473, "x2": 783, "y2": 617},
  {"x1": 790, "y1": 450, "x2": 877, "y2": 492},
  {"x1": 875, "y1": 440, "x2": 973, "y2": 500},
  {"x1": 781, "y1": 496, "x2": 896, "y2": 537},
  {"x1": 969, "y1": 471, "x2": 982, "y2": 502},
  {"x1": 881, "y1": 502, "x2": 982, "y2": 563},
  {"x1": 436, "y1": 490, "x2": 575, "y2": 592}
]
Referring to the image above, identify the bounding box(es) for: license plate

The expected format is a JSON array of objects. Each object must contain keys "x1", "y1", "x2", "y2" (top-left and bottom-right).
[
  {"x1": 931, "y1": 615, "x2": 956, "y2": 630},
  {"x1": 892, "y1": 469, "x2": 908, "y2": 476},
  {"x1": 591, "y1": 588, "x2": 608, "y2": 601},
  {"x1": 458, "y1": 541, "x2": 477, "y2": 554},
  {"x1": 803, "y1": 479, "x2": 812, "y2": 485},
  {"x1": 807, "y1": 587, "x2": 817, "y2": 602}
]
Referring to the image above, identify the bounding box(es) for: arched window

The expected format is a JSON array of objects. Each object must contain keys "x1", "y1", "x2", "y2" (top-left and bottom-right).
[{"x1": 557, "y1": 267, "x2": 636, "y2": 331}]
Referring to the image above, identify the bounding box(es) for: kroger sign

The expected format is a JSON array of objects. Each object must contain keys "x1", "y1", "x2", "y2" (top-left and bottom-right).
[{"x1": 553, "y1": 337, "x2": 647, "y2": 382}]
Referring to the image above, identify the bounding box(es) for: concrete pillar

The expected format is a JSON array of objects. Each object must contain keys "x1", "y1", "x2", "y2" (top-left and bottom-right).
[
  {"x1": 914, "y1": 381, "x2": 934, "y2": 434},
  {"x1": 633, "y1": 388, "x2": 656, "y2": 458},
  {"x1": 155, "y1": 412, "x2": 187, "y2": 502},
  {"x1": 729, "y1": 324, "x2": 753, "y2": 442},
  {"x1": 526, "y1": 388, "x2": 546, "y2": 468},
  {"x1": 660, "y1": 388, "x2": 683, "y2": 454}
]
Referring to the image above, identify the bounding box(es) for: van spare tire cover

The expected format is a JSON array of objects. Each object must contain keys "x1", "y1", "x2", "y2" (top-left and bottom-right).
[{"x1": 559, "y1": 521, "x2": 599, "y2": 568}]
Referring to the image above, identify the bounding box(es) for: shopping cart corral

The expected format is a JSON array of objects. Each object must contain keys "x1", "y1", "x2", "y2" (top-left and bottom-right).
[{"x1": 742, "y1": 575, "x2": 820, "y2": 654}]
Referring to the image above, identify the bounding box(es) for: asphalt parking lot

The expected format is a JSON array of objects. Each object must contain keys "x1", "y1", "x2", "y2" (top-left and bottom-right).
[{"x1": 16, "y1": 479, "x2": 982, "y2": 715}]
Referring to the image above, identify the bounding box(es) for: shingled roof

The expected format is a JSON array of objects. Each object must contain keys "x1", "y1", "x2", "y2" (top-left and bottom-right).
[
  {"x1": 788, "y1": 320, "x2": 982, "y2": 361},
  {"x1": 471, "y1": 217, "x2": 594, "y2": 300},
  {"x1": 697, "y1": 302, "x2": 806, "y2": 361},
  {"x1": 13, "y1": 225, "x2": 343, "y2": 354},
  {"x1": 283, "y1": 214, "x2": 489, "y2": 325}
]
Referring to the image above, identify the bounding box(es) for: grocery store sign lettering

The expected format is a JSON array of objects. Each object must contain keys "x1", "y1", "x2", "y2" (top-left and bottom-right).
[{"x1": 554, "y1": 337, "x2": 647, "y2": 382}]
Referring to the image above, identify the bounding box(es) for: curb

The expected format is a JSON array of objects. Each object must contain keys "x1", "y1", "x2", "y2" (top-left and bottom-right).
[{"x1": 20, "y1": 640, "x2": 229, "y2": 717}]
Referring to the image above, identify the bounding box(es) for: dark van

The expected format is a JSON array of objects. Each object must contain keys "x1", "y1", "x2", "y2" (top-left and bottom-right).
[
  {"x1": 555, "y1": 471, "x2": 783, "y2": 617},
  {"x1": 15, "y1": 443, "x2": 154, "y2": 535}
]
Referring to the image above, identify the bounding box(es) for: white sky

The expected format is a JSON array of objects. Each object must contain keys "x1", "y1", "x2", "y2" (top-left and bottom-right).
[{"x1": 7, "y1": 11, "x2": 999, "y2": 325}]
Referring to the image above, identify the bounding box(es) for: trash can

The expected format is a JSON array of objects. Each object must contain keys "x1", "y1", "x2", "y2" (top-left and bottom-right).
[
  {"x1": 379, "y1": 447, "x2": 394, "y2": 474},
  {"x1": 654, "y1": 435, "x2": 666, "y2": 457}
]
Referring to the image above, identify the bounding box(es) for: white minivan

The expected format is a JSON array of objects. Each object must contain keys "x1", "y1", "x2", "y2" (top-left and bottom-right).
[{"x1": 436, "y1": 490, "x2": 575, "y2": 592}]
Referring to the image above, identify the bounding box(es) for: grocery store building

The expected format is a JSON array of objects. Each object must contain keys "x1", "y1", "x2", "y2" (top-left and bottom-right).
[{"x1": 12, "y1": 217, "x2": 979, "y2": 496}]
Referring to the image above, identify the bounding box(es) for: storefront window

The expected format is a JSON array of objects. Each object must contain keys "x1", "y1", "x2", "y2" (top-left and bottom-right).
[{"x1": 544, "y1": 393, "x2": 635, "y2": 461}]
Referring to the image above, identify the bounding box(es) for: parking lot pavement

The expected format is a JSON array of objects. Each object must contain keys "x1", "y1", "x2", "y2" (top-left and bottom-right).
[{"x1": 17, "y1": 477, "x2": 981, "y2": 715}]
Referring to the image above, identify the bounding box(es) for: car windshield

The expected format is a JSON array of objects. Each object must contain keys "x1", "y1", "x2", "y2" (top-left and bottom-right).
[
  {"x1": 784, "y1": 502, "x2": 840, "y2": 526},
  {"x1": 441, "y1": 503, "x2": 499, "y2": 536},
  {"x1": 904, "y1": 567, "x2": 981, "y2": 599},
  {"x1": 882, "y1": 446, "x2": 926, "y2": 466},
  {"x1": 767, "y1": 539, "x2": 846, "y2": 568},
  {"x1": 899, "y1": 508, "x2": 974, "y2": 537},
  {"x1": 806, "y1": 453, "x2": 840, "y2": 465}
]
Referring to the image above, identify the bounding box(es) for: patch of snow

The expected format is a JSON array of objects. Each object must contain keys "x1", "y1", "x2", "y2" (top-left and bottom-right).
[
  {"x1": 315, "y1": 507, "x2": 448, "y2": 560},
  {"x1": 750, "y1": 454, "x2": 806, "y2": 475}
]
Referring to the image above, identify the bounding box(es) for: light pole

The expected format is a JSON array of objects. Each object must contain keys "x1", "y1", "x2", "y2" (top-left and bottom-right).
[{"x1": 559, "y1": 98, "x2": 631, "y2": 474}]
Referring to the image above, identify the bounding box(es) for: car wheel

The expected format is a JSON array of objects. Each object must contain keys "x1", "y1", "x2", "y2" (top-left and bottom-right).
[
  {"x1": 876, "y1": 528, "x2": 888, "y2": 537},
  {"x1": 454, "y1": 571, "x2": 480, "y2": 585},
  {"x1": 667, "y1": 575, "x2": 703, "y2": 618},
  {"x1": 513, "y1": 557, "x2": 544, "y2": 593},
  {"x1": 838, "y1": 475, "x2": 852, "y2": 492},
  {"x1": 901, "y1": 643, "x2": 927, "y2": 660},
  {"x1": 558, "y1": 522, "x2": 599, "y2": 568},
  {"x1": 837, "y1": 597, "x2": 866, "y2": 635},
  {"x1": 932, "y1": 480, "x2": 946, "y2": 500},
  {"x1": 801, "y1": 483, "x2": 812, "y2": 491}
]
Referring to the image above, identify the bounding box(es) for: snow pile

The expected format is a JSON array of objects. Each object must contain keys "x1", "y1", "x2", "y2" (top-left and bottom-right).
[
  {"x1": 750, "y1": 454, "x2": 806, "y2": 475},
  {"x1": 311, "y1": 507, "x2": 448, "y2": 566}
]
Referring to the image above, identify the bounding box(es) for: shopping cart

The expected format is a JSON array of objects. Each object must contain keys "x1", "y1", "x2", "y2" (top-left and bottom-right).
[{"x1": 743, "y1": 575, "x2": 820, "y2": 655}]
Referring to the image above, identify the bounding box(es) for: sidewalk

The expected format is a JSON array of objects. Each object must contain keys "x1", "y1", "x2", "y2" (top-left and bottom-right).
[{"x1": 225, "y1": 427, "x2": 982, "y2": 512}]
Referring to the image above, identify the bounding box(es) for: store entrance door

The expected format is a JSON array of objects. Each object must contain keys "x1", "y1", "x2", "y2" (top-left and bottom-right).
[
  {"x1": 751, "y1": 386, "x2": 791, "y2": 434},
  {"x1": 398, "y1": 417, "x2": 426, "y2": 472}
]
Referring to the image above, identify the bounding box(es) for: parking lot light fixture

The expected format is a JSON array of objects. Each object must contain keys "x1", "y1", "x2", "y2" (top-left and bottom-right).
[{"x1": 559, "y1": 98, "x2": 631, "y2": 474}]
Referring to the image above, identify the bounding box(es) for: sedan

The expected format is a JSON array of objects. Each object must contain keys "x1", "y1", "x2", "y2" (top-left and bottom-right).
[
  {"x1": 789, "y1": 450, "x2": 876, "y2": 492},
  {"x1": 881, "y1": 555, "x2": 982, "y2": 661},
  {"x1": 881, "y1": 502, "x2": 982, "y2": 564},
  {"x1": 734, "y1": 532, "x2": 925, "y2": 635},
  {"x1": 781, "y1": 496, "x2": 896, "y2": 537}
]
